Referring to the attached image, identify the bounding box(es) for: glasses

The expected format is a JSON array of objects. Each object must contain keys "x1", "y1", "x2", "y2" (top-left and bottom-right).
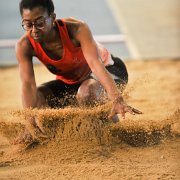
[{"x1": 22, "y1": 16, "x2": 50, "y2": 31}]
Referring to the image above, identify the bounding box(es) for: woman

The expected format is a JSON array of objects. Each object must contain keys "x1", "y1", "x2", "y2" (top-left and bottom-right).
[{"x1": 15, "y1": 0, "x2": 142, "y2": 144}]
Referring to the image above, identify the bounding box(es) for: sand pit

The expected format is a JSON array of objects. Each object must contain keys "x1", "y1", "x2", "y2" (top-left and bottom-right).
[{"x1": 0, "y1": 59, "x2": 180, "y2": 179}]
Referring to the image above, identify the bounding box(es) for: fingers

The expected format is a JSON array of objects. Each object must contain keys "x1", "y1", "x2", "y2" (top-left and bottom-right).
[
  {"x1": 108, "y1": 109, "x2": 116, "y2": 120},
  {"x1": 108, "y1": 105, "x2": 122, "y2": 122},
  {"x1": 127, "y1": 106, "x2": 143, "y2": 115},
  {"x1": 109, "y1": 104, "x2": 143, "y2": 123},
  {"x1": 108, "y1": 107, "x2": 125, "y2": 121},
  {"x1": 132, "y1": 108, "x2": 143, "y2": 114},
  {"x1": 121, "y1": 112, "x2": 125, "y2": 119}
]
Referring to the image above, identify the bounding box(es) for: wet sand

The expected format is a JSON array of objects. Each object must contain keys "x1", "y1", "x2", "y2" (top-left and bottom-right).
[{"x1": 0, "y1": 59, "x2": 180, "y2": 179}]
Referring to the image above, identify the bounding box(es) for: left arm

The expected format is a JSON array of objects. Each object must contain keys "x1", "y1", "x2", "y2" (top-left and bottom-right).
[
  {"x1": 75, "y1": 22, "x2": 142, "y2": 119},
  {"x1": 76, "y1": 22, "x2": 119, "y2": 100}
]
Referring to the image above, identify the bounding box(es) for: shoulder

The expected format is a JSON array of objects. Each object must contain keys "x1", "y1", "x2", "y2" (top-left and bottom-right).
[
  {"x1": 62, "y1": 17, "x2": 90, "y2": 38},
  {"x1": 15, "y1": 34, "x2": 34, "y2": 63},
  {"x1": 16, "y1": 34, "x2": 32, "y2": 51}
]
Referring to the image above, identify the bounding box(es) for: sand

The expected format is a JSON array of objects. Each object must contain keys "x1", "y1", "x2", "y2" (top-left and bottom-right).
[{"x1": 0, "y1": 59, "x2": 180, "y2": 179}]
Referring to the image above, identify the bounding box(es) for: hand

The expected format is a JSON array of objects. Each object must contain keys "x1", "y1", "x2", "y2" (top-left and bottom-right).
[
  {"x1": 25, "y1": 117, "x2": 50, "y2": 142},
  {"x1": 108, "y1": 96, "x2": 143, "y2": 121}
]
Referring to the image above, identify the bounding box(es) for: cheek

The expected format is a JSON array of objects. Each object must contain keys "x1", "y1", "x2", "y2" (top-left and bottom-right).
[
  {"x1": 39, "y1": 28, "x2": 50, "y2": 37},
  {"x1": 45, "y1": 23, "x2": 53, "y2": 32},
  {"x1": 45, "y1": 20, "x2": 53, "y2": 30}
]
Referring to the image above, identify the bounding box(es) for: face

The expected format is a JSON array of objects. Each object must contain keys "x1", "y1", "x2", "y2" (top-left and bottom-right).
[{"x1": 21, "y1": 7, "x2": 55, "y2": 42}]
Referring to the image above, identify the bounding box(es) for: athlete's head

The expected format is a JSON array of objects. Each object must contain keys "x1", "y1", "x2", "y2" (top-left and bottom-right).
[
  {"x1": 19, "y1": 0, "x2": 54, "y2": 16},
  {"x1": 19, "y1": 0, "x2": 56, "y2": 42}
]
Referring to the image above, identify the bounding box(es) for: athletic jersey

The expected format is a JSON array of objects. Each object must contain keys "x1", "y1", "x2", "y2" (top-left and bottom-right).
[{"x1": 28, "y1": 19, "x2": 111, "y2": 84}]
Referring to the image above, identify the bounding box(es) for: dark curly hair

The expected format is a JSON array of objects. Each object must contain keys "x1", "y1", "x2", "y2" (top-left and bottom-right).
[{"x1": 19, "y1": 0, "x2": 54, "y2": 16}]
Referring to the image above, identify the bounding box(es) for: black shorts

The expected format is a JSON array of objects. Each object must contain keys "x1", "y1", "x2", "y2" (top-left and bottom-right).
[
  {"x1": 89, "y1": 55, "x2": 128, "y2": 85},
  {"x1": 40, "y1": 55, "x2": 128, "y2": 107}
]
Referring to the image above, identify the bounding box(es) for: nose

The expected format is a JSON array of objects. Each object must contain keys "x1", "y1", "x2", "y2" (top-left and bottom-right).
[{"x1": 32, "y1": 24, "x2": 39, "y2": 33}]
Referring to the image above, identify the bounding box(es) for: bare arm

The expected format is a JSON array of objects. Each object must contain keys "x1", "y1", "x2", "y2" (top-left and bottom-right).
[
  {"x1": 75, "y1": 22, "x2": 120, "y2": 101},
  {"x1": 75, "y1": 22, "x2": 142, "y2": 118},
  {"x1": 15, "y1": 36, "x2": 39, "y2": 108}
]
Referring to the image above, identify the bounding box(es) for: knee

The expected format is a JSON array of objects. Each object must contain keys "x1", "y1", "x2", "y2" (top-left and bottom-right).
[
  {"x1": 76, "y1": 80, "x2": 103, "y2": 106},
  {"x1": 76, "y1": 84, "x2": 92, "y2": 104}
]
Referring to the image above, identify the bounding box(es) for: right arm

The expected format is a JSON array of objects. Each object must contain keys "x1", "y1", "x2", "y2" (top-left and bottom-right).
[
  {"x1": 15, "y1": 36, "x2": 39, "y2": 108},
  {"x1": 15, "y1": 37, "x2": 49, "y2": 141}
]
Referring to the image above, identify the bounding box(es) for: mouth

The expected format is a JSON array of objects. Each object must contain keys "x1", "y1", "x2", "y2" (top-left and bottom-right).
[
  {"x1": 33, "y1": 35, "x2": 41, "y2": 41},
  {"x1": 31, "y1": 33, "x2": 42, "y2": 41}
]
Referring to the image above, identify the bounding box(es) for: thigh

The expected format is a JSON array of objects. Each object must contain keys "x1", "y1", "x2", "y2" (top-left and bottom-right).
[{"x1": 39, "y1": 80, "x2": 80, "y2": 108}]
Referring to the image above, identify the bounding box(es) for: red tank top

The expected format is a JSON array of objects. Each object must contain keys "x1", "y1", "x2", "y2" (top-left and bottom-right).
[{"x1": 28, "y1": 19, "x2": 110, "y2": 84}]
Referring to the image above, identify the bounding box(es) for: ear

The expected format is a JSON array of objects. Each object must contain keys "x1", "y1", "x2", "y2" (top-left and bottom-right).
[{"x1": 51, "y1": 13, "x2": 56, "y2": 21}]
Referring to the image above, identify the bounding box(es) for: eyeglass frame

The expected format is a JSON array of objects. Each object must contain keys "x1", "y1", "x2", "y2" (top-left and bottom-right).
[{"x1": 21, "y1": 16, "x2": 50, "y2": 31}]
